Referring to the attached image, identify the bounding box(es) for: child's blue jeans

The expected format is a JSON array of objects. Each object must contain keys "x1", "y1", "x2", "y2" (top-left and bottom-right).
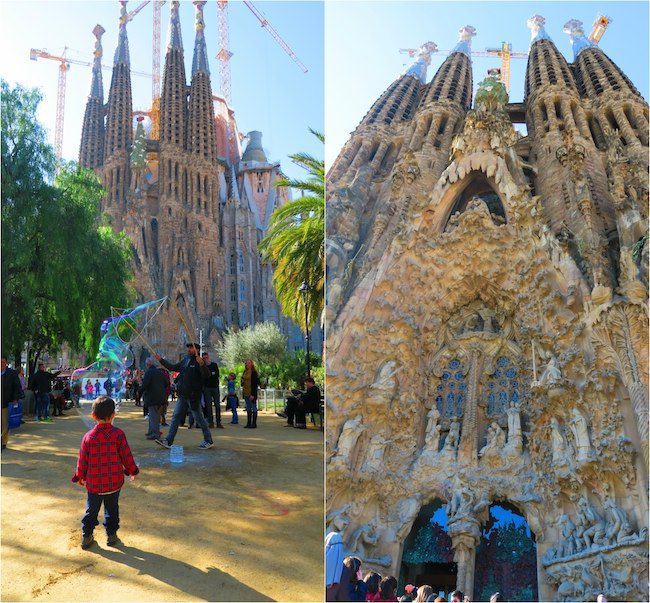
[{"x1": 82, "y1": 490, "x2": 120, "y2": 537}]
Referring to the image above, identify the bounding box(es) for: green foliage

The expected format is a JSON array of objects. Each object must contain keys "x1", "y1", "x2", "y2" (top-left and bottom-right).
[
  {"x1": 1, "y1": 80, "x2": 133, "y2": 367},
  {"x1": 217, "y1": 321, "x2": 288, "y2": 368},
  {"x1": 259, "y1": 129, "x2": 324, "y2": 329}
]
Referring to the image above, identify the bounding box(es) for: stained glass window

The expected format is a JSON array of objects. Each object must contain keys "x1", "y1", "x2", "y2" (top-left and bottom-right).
[
  {"x1": 486, "y1": 356, "x2": 519, "y2": 417},
  {"x1": 435, "y1": 358, "x2": 467, "y2": 418}
]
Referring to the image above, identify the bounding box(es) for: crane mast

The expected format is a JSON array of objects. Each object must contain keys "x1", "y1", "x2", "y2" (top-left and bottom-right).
[{"x1": 216, "y1": 0, "x2": 234, "y2": 106}]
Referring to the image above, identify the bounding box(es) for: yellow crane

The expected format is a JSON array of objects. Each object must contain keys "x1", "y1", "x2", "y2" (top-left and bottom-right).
[{"x1": 589, "y1": 14, "x2": 612, "y2": 44}]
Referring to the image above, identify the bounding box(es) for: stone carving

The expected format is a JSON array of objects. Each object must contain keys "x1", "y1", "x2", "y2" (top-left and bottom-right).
[
  {"x1": 568, "y1": 408, "x2": 594, "y2": 462},
  {"x1": 479, "y1": 421, "x2": 506, "y2": 457},
  {"x1": 575, "y1": 497, "x2": 607, "y2": 550},
  {"x1": 441, "y1": 419, "x2": 460, "y2": 459},
  {"x1": 549, "y1": 418, "x2": 571, "y2": 470},
  {"x1": 424, "y1": 406, "x2": 442, "y2": 453},
  {"x1": 361, "y1": 434, "x2": 388, "y2": 475},
  {"x1": 330, "y1": 416, "x2": 365, "y2": 473},
  {"x1": 346, "y1": 522, "x2": 393, "y2": 567},
  {"x1": 602, "y1": 497, "x2": 635, "y2": 545},
  {"x1": 538, "y1": 355, "x2": 562, "y2": 386},
  {"x1": 505, "y1": 402, "x2": 523, "y2": 454}
]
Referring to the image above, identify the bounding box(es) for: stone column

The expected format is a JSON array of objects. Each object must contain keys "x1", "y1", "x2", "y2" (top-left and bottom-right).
[
  {"x1": 458, "y1": 350, "x2": 481, "y2": 464},
  {"x1": 449, "y1": 522, "x2": 481, "y2": 599}
]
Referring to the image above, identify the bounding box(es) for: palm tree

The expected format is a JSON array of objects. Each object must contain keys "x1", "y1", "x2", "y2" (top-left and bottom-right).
[{"x1": 259, "y1": 129, "x2": 324, "y2": 329}]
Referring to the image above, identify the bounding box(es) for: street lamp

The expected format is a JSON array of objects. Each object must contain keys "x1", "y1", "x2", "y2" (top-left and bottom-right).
[{"x1": 298, "y1": 281, "x2": 311, "y2": 378}]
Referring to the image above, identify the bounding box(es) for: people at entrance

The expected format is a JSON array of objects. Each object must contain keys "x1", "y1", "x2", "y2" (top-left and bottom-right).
[
  {"x1": 364, "y1": 572, "x2": 382, "y2": 601},
  {"x1": 378, "y1": 576, "x2": 398, "y2": 602},
  {"x1": 343, "y1": 556, "x2": 367, "y2": 601},
  {"x1": 413, "y1": 586, "x2": 433, "y2": 602},
  {"x1": 325, "y1": 532, "x2": 345, "y2": 601},
  {"x1": 201, "y1": 352, "x2": 222, "y2": 429},
  {"x1": 450, "y1": 591, "x2": 464, "y2": 603}
]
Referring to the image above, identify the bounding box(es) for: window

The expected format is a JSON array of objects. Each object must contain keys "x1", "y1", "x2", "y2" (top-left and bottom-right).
[
  {"x1": 229, "y1": 254, "x2": 236, "y2": 275},
  {"x1": 238, "y1": 251, "x2": 245, "y2": 272},
  {"x1": 230, "y1": 282, "x2": 236, "y2": 302},
  {"x1": 485, "y1": 356, "x2": 520, "y2": 417},
  {"x1": 256, "y1": 172, "x2": 264, "y2": 193},
  {"x1": 239, "y1": 281, "x2": 245, "y2": 301},
  {"x1": 435, "y1": 359, "x2": 467, "y2": 418}
]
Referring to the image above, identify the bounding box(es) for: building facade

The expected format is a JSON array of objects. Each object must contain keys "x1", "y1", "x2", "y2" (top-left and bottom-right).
[
  {"x1": 326, "y1": 16, "x2": 648, "y2": 602},
  {"x1": 79, "y1": 1, "x2": 318, "y2": 360}
]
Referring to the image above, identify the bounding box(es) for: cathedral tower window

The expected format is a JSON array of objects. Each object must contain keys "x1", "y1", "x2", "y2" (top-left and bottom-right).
[
  {"x1": 238, "y1": 251, "x2": 245, "y2": 272},
  {"x1": 257, "y1": 172, "x2": 264, "y2": 193},
  {"x1": 239, "y1": 281, "x2": 245, "y2": 301},
  {"x1": 229, "y1": 254, "x2": 236, "y2": 275},
  {"x1": 435, "y1": 359, "x2": 467, "y2": 418},
  {"x1": 230, "y1": 282, "x2": 236, "y2": 302}
]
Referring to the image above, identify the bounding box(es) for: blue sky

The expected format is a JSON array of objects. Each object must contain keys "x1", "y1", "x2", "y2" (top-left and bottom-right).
[
  {"x1": 325, "y1": 1, "x2": 649, "y2": 168},
  {"x1": 0, "y1": 1, "x2": 324, "y2": 182}
]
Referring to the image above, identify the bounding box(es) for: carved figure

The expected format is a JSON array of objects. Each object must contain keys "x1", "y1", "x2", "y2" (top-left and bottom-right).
[
  {"x1": 331, "y1": 416, "x2": 365, "y2": 467},
  {"x1": 327, "y1": 503, "x2": 355, "y2": 535},
  {"x1": 557, "y1": 513, "x2": 578, "y2": 558},
  {"x1": 568, "y1": 408, "x2": 594, "y2": 462},
  {"x1": 479, "y1": 421, "x2": 506, "y2": 457},
  {"x1": 506, "y1": 403, "x2": 523, "y2": 453},
  {"x1": 424, "y1": 407, "x2": 441, "y2": 453},
  {"x1": 395, "y1": 497, "x2": 419, "y2": 541},
  {"x1": 538, "y1": 355, "x2": 562, "y2": 385},
  {"x1": 550, "y1": 418, "x2": 570, "y2": 468},
  {"x1": 444, "y1": 419, "x2": 460, "y2": 452},
  {"x1": 576, "y1": 496, "x2": 607, "y2": 550},
  {"x1": 602, "y1": 497, "x2": 634, "y2": 544},
  {"x1": 362, "y1": 434, "x2": 387, "y2": 474},
  {"x1": 346, "y1": 522, "x2": 379, "y2": 558},
  {"x1": 446, "y1": 488, "x2": 474, "y2": 524}
]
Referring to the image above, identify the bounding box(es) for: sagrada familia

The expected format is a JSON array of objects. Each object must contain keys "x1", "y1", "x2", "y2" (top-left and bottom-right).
[
  {"x1": 79, "y1": 1, "x2": 308, "y2": 358},
  {"x1": 326, "y1": 15, "x2": 648, "y2": 602}
]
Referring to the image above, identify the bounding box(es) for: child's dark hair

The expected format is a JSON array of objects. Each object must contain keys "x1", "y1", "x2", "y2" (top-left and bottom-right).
[{"x1": 92, "y1": 396, "x2": 115, "y2": 420}]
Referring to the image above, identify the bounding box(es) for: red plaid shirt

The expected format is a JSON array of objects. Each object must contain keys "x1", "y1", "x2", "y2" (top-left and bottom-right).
[{"x1": 72, "y1": 423, "x2": 139, "y2": 494}]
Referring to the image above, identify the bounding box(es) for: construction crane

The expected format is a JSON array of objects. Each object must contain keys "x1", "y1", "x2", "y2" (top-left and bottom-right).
[
  {"x1": 216, "y1": 0, "x2": 308, "y2": 107},
  {"x1": 30, "y1": 48, "x2": 150, "y2": 160},
  {"x1": 589, "y1": 14, "x2": 612, "y2": 44}
]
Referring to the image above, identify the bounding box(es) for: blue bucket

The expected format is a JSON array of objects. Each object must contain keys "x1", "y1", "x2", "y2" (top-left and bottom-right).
[{"x1": 8, "y1": 401, "x2": 23, "y2": 429}]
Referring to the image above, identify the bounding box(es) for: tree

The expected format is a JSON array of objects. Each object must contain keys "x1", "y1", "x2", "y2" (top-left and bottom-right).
[
  {"x1": 259, "y1": 129, "x2": 324, "y2": 329},
  {"x1": 217, "y1": 322, "x2": 287, "y2": 368},
  {"x1": 1, "y1": 80, "x2": 133, "y2": 372}
]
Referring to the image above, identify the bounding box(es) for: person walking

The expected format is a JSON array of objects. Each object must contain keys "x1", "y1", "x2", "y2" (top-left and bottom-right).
[
  {"x1": 201, "y1": 352, "x2": 222, "y2": 429},
  {"x1": 72, "y1": 396, "x2": 139, "y2": 549},
  {"x1": 29, "y1": 362, "x2": 61, "y2": 422},
  {"x1": 141, "y1": 358, "x2": 166, "y2": 440},
  {"x1": 241, "y1": 359, "x2": 260, "y2": 429},
  {"x1": 154, "y1": 343, "x2": 213, "y2": 449},
  {"x1": 2, "y1": 356, "x2": 24, "y2": 450}
]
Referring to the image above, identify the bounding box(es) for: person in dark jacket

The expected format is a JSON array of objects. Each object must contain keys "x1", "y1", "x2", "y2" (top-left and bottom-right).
[
  {"x1": 154, "y1": 343, "x2": 213, "y2": 449},
  {"x1": 343, "y1": 556, "x2": 367, "y2": 602},
  {"x1": 278, "y1": 377, "x2": 321, "y2": 428},
  {"x1": 241, "y1": 359, "x2": 260, "y2": 429},
  {"x1": 2, "y1": 356, "x2": 24, "y2": 449},
  {"x1": 29, "y1": 363, "x2": 61, "y2": 422},
  {"x1": 141, "y1": 358, "x2": 167, "y2": 440},
  {"x1": 201, "y1": 352, "x2": 222, "y2": 429}
]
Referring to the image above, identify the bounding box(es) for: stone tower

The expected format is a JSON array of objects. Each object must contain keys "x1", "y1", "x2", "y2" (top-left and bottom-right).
[
  {"x1": 102, "y1": 1, "x2": 132, "y2": 232},
  {"x1": 326, "y1": 17, "x2": 648, "y2": 602},
  {"x1": 79, "y1": 24, "x2": 105, "y2": 169},
  {"x1": 79, "y1": 1, "x2": 313, "y2": 359}
]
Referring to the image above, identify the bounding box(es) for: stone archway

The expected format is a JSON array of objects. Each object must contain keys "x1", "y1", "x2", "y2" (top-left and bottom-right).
[
  {"x1": 473, "y1": 502, "x2": 538, "y2": 602},
  {"x1": 398, "y1": 499, "x2": 456, "y2": 599}
]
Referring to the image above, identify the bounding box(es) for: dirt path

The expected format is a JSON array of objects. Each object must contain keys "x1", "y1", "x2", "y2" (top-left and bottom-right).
[{"x1": 1, "y1": 402, "x2": 324, "y2": 602}]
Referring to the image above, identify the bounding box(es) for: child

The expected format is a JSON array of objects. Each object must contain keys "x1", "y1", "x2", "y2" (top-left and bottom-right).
[
  {"x1": 221, "y1": 372, "x2": 239, "y2": 424},
  {"x1": 72, "y1": 396, "x2": 139, "y2": 549}
]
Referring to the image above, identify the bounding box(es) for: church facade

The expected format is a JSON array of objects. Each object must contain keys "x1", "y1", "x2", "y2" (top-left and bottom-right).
[
  {"x1": 326, "y1": 15, "x2": 648, "y2": 602},
  {"x1": 79, "y1": 1, "x2": 311, "y2": 359}
]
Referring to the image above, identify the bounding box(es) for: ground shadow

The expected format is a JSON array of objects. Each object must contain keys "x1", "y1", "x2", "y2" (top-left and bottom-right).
[{"x1": 92, "y1": 542, "x2": 274, "y2": 602}]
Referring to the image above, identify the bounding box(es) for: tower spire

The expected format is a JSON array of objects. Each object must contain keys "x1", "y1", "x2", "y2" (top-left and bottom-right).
[
  {"x1": 114, "y1": 1, "x2": 130, "y2": 65},
  {"x1": 90, "y1": 24, "x2": 105, "y2": 99},
  {"x1": 167, "y1": 0, "x2": 183, "y2": 50},
  {"x1": 403, "y1": 41, "x2": 438, "y2": 83},
  {"x1": 563, "y1": 19, "x2": 597, "y2": 59},
  {"x1": 79, "y1": 24, "x2": 106, "y2": 168},
  {"x1": 192, "y1": 0, "x2": 210, "y2": 75},
  {"x1": 527, "y1": 14, "x2": 551, "y2": 46},
  {"x1": 450, "y1": 25, "x2": 476, "y2": 57}
]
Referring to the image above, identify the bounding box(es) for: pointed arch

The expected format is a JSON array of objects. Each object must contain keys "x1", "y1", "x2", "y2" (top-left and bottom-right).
[{"x1": 444, "y1": 172, "x2": 507, "y2": 230}]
